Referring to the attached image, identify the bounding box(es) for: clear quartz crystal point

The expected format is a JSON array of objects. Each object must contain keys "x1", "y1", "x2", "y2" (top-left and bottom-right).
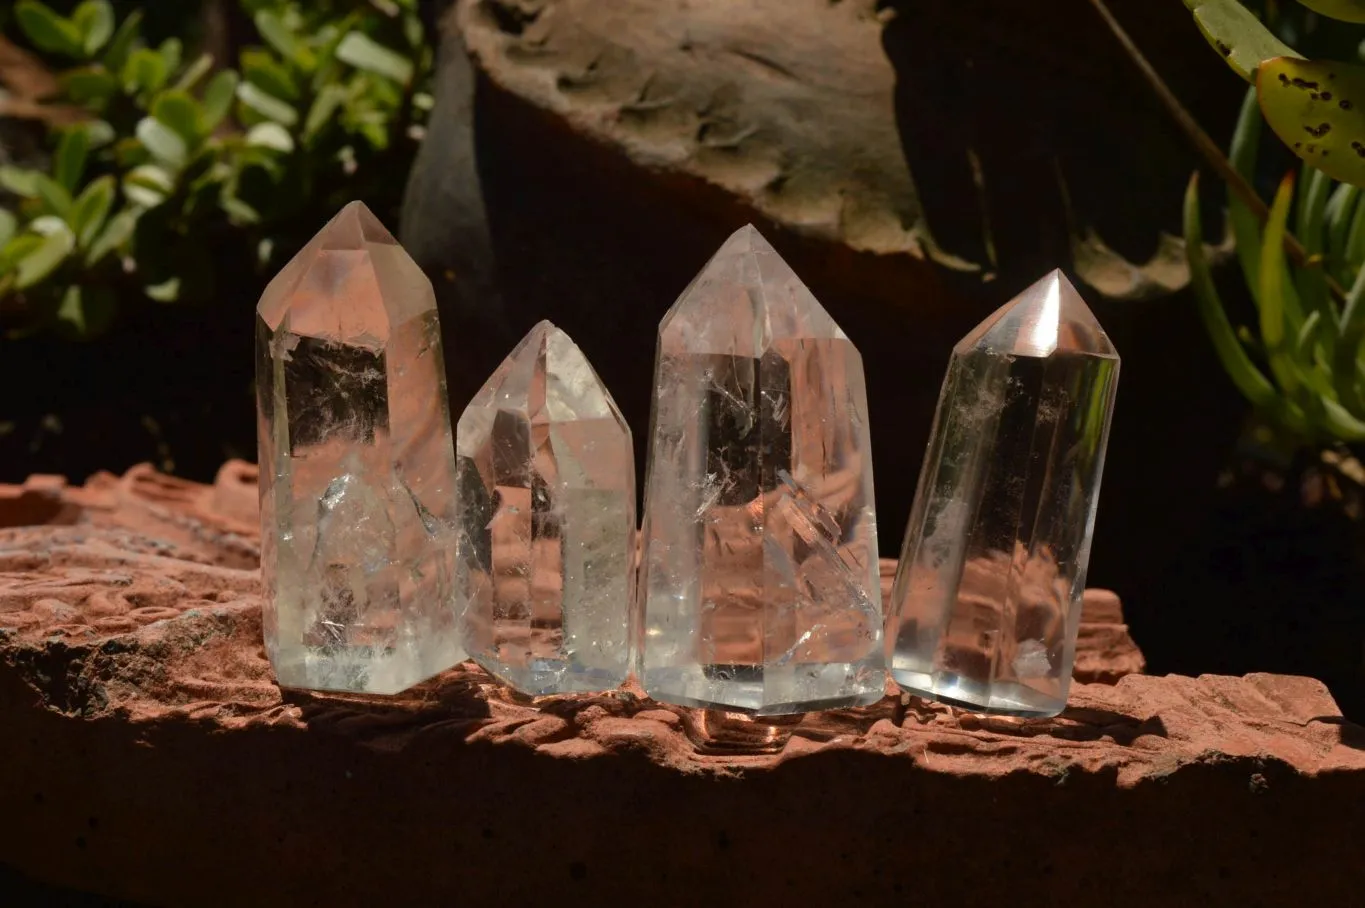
[
  {"x1": 639, "y1": 224, "x2": 884, "y2": 716},
  {"x1": 887, "y1": 270, "x2": 1119, "y2": 718},
  {"x1": 256, "y1": 201, "x2": 464, "y2": 695},
  {"x1": 455, "y1": 321, "x2": 636, "y2": 695}
]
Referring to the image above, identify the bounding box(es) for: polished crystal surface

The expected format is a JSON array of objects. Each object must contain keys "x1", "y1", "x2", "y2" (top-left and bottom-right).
[
  {"x1": 887, "y1": 270, "x2": 1119, "y2": 718},
  {"x1": 639, "y1": 225, "x2": 883, "y2": 715},
  {"x1": 256, "y1": 201, "x2": 463, "y2": 695},
  {"x1": 455, "y1": 321, "x2": 636, "y2": 695}
]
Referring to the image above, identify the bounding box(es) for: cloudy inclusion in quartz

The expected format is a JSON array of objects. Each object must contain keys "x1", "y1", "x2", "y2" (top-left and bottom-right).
[
  {"x1": 639, "y1": 225, "x2": 884, "y2": 715},
  {"x1": 256, "y1": 202, "x2": 463, "y2": 694},
  {"x1": 455, "y1": 321, "x2": 636, "y2": 695},
  {"x1": 887, "y1": 270, "x2": 1119, "y2": 718}
]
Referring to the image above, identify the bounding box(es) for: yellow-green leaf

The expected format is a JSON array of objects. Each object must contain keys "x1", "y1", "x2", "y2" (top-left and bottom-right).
[
  {"x1": 135, "y1": 116, "x2": 187, "y2": 168},
  {"x1": 85, "y1": 208, "x2": 137, "y2": 265},
  {"x1": 1258, "y1": 56, "x2": 1365, "y2": 188},
  {"x1": 71, "y1": 175, "x2": 115, "y2": 248},
  {"x1": 236, "y1": 82, "x2": 298, "y2": 126},
  {"x1": 15, "y1": 224, "x2": 74, "y2": 289},
  {"x1": 336, "y1": 32, "x2": 413, "y2": 84},
  {"x1": 1261, "y1": 173, "x2": 1306, "y2": 397},
  {"x1": 201, "y1": 71, "x2": 239, "y2": 130},
  {"x1": 72, "y1": 0, "x2": 114, "y2": 56},
  {"x1": 1296, "y1": 0, "x2": 1365, "y2": 23},
  {"x1": 1184, "y1": 0, "x2": 1302, "y2": 82}
]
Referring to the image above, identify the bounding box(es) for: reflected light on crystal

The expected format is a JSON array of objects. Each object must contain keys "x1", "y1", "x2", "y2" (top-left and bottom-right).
[{"x1": 886, "y1": 269, "x2": 1118, "y2": 719}]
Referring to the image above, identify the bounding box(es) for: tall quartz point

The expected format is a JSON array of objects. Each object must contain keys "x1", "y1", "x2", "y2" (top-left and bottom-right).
[
  {"x1": 256, "y1": 201, "x2": 464, "y2": 695},
  {"x1": 639, "y1": 224, "x2": 884, "y2": 715},
  {"x1": 455, "y1": 321, "x2": 636, "y2": 695},
  {"x1": 887, "y1": 270, "x2": 1119, "y2": 718}
]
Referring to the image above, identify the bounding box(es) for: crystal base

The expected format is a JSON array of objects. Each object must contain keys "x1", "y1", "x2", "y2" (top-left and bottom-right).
[
  {"x1": 644, "y1": 664, "x2": 885, "y2": 716},
  {"x1": 891, "y1": 667, "x2": 1064, "y2": 719}
]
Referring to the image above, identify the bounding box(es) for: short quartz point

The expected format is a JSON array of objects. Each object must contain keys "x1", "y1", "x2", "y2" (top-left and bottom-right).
[
  {"x1": 256, "y1": 201, "x2": 464, "y2": 695},
  {"x1": 455, "y1": 321, "x2": 636, "y2": 695},
  {"x1": 639, "y1": 225, "x2": 884, "y2": 716},
  {"x1": 887, "y1": 270, "x2": 1119, "y2": 718}
]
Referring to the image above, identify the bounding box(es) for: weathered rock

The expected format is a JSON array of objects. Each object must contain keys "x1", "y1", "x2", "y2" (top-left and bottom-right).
[
  {"x1": 452, "y1": 0, "x2": 1239, "y2": 296},
  {"x1": 2, "y1": 467, "x2": 1361, "y2": 905}
]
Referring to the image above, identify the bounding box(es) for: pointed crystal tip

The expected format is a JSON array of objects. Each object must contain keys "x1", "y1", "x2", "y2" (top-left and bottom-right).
[
  {"x1": 958, "y1": 269, "x2": 1117, "y2": 359},
  {"x1": 255, "y1": 200, "x2": 433, "y2": 345},
  {"x1": 660, "y1": 223, "x2": 845, "y2": 356}
]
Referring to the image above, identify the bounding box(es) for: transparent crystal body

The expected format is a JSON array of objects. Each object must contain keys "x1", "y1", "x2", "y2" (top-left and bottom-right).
[
  {"x1": 455, "y1": 321, "x2": 636, "y2": 695},
  {"x1": 256, "y1": 201, "x2": 464, "y2": 694},
  {"x1": 639, "y1": 225, "x2": 884, "y2": 716},
  {"x1": 887, "y1": 270, "x2": 1119, "y2": 718}
]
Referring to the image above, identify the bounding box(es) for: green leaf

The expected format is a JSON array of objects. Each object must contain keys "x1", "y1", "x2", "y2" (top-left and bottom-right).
[
  {"x1": 1258, "y1": 57, "x2": 1365, "y2": 189},
  {"x1": 1336, "y1": 262, "x2": 1365, "y2": 417},
  {"x1": 14, "y1": 223, "x2": 74, "y2": 289},
  {"x1": 336, "y1": 32, "x2": 414, "y2": 83},
  {"x1": 136, "y1": 117, "x2": 187, "y2": 168},
  {"x1": 123, "y1": 163, "x2": 174, "y2": 208},
  {"x1": 56, "y1": 284, "x2": 117, "y2": 339},
  {"x1": 236, "y1": 82, "x2": 298, "y2": 126},
  {"x1": 246, "y1": 121, "x2": 295, "y2": 153},
  {"x1": 1325, "y1": 182, "x2": 1359, "y2": 267},
  {"x1": 144, "y1": 276, "x2": 181, "y2": 302},
  {"x1": 83, "y1": 119, "x2": 115, "y2": 149},
  {"x1": 123, "y1": 47, "x2": 169, "y2": 97},
  {"x1": 0, "y1": 210, "x2": 15, "y2": 248},
  {"x1": 1183, "y1": 0, "x2": 1302, "y2": 82},
  {"x1": 201, "y1": 70, "x2": 239, "y2": 130},
  {"x1": 85, "y1": 207, "x2": 137, "y2": 265},
  {"x1": 1184, "y1": 172, "x2": 1292, "y2": 415},
  {"x1": 1229, "y1": 87, "x2": 1265, "y2": 294},
  {"x1": 220, "y1": 196, "x2": 261, "y2": 226},
  {"x1": 29, "y1": 215, "x2": 69, "y2": 236},
  {"x1": 152, "y1": 90, "x2": 204, "y2": 145},
  {"x1": 72, "y1": 0, "x2": 114, "y2": 56},
  {"x1": 254, "y1": 10, "x2": 315, "y2": 70},
  {"x1": 1261, "y1": 173, "x2": 1307, "y2": 397},
  {"x1": 303, "y1": 84, "x2": 347, "y2": 142},
  {"x1": 60, "y1": 66, "x2": 118, "y2": 107},
  {"x1": 158, "y1": 38, "x2": 182, "y2": 78},
  {"x1": 15, "y1": 1, "x2": 85, "y2": 58},
  {"x1": 0, "y1": 234, "x2": 44, "y2": 271},
  {"x1": 32, "y1": 173, "x2": 74, "y2": 216},
  {"x1": 173, "y1": 53, "x2": 214, "y2": 92},
  {"x1": 101, "y1": 8, "x2": 142, "y2": 73},
  {"x1": 1296, "y1": 1, "x2": 1365, "y2": 24},
  {"x1": 71, "y1": 175, "x2": 114, "y2": 248},
  {"x1": 53, "y1": 127, "x2": 89, "y2": 191},
  {"x1": 1295, "y1": 163, "x2": 1337, "y2": 339},
  {"x1": 0, "y1": 166, "x2": 42, "y2": 198},
  {"x1": 1318, "y1": 396, "x2": 1365, "y2": 440},
  {"x1": 241, "y1": 49, "x2": 300, "y2": 100}
]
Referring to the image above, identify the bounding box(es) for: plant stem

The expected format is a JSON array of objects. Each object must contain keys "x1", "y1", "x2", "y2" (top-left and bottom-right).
[{"x1": 1087, "y1": 0, "x2": 1348, "y2": 305}]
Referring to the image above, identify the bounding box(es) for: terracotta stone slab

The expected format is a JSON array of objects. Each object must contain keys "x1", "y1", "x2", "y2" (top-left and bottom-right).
[{"x1": 1, "y1": 467, "x2": 1361, "y2": 906}]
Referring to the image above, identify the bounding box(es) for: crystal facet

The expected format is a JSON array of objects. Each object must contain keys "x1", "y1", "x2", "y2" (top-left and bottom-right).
[
  {"x1": 455, "y1": 321, "x2": 636, "y2": 695},
  {"x1": 639, "y1": 225, "x2": 884, "y2": 715},
  {"x1": 887, "y1": 270, "x2": 1119, "y2": 718},
  {"x1": 256, "y1": 201, "x2": 463, "y2": 695}
]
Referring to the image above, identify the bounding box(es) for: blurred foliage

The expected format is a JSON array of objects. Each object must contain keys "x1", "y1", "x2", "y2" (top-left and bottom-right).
[
  {"x1": 0, "y1": 0, "x2": 431, "y2": 340},
  {"x1": 1186, "y1": 88, "x2": 1365, "y2": 443}
]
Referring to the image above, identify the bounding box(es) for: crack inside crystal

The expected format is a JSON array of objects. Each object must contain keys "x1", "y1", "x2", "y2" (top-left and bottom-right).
[{"x1": 639, "y1": 225, "x2": 884, "y2": 715}]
